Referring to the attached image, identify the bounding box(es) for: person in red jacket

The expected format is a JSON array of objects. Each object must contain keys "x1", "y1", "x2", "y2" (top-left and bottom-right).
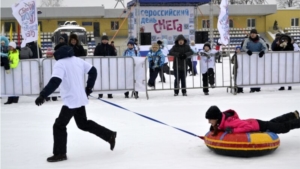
[{"x1": 205, "y1": 106, "x2": 300, "y2": 136}]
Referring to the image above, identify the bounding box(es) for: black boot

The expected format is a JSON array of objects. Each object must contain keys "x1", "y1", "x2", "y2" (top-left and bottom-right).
[
  {"x1": 47, "y1": 154, "x2": 67, "y2": 162},
  {"x1": 134, "y1": 92, "x2": 139, "y2": 99},
  {"x1": 288, "y1": 86, "x2": 292, "y2": 90},
  {"x1": 4, "y1": 97, "x2": 14, "y2": 105},
  {"x1": 108, "y1": 132, "x2": 117, "y2": 151},
  {"x1": 52, "y1": 97, "x2": 58, "y2": 101},
  {"x1": 45, "y1": 97, "x2": 51, "y2": 101},
  {"x1": 108, "y1": 94, "x2": 113, "y2": 99},
  {"x1": 98, "y1": 94, "x2": 103, "y2": 99},
  {"x1": 12, "y1": 97, "x2": 19, "y2": 103},
  {"x1": 124, "y1": 92, "x2": 129, "y2": 98},
  {"x1": 278, "y1": 87, "x2": 285, "y2": 91}
]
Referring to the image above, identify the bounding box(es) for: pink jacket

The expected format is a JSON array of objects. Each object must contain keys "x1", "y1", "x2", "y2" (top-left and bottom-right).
[{"x1": 218, "y1": 109, "x2": 260, "y2": 133}]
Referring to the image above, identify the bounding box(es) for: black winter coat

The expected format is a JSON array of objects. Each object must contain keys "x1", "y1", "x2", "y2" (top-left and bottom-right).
[
  {"x1": 70, "y1": 44, "x2": 86, "y2": 57},
  {"x1": 169, "y1": 35, "x2": 194, "y2": 71},
  {"x1": 94, "y1": 43, "x2": 116, "y2": 56},
  {"x1": 28, "y1": 42, "x2": 42, "y2": 58}
]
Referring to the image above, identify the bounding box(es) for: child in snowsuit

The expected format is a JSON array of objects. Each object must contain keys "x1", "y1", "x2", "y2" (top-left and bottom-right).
[
  {"x1": 123, "y1": 41, "x2": 141, "y2": 98},
  {"x1": 205, "y1": 105, "x2": 300, "y2": 136},
  {"x1": 199, "y1": 43, "x2": 218, "y2": 95},
  {"x1": 147, "y1": 43, "x2": 165, "y2": 88}
]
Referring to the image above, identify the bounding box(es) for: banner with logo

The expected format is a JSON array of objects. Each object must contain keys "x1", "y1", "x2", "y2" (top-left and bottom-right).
[
  {"x1": 12, "y1": 0, "x2": 38, "y2": 47},
  {"x1": 217, "y1": 0, "x2": 230, "y2": 45},
  {"x1": 128, "y1": 7, "x2": 195, "y2": 45}
]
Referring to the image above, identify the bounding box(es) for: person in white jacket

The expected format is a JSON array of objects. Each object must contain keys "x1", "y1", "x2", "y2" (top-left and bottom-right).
[
  {"x1": 157, "y1": 39, "x2": 173, "y2": 82},
  {"x1": 190, "y1": 41, "x2": 198, "y2": 76},
  {"x1": 292, "y1": 38, "x2": 300, "y2": 51},
  {"x1": 199, "y1": 43, "x2": 218, "y2": 95}
]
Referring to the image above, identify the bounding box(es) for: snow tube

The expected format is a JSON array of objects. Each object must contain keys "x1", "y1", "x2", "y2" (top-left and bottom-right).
[{"x1": 202, "y1": 131, "x2": 280, "y2": 157}]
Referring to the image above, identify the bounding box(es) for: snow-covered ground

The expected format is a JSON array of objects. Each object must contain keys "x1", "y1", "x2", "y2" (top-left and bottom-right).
[{"x1": 1, "y1": 57, "x2": 300, "y2": 169}]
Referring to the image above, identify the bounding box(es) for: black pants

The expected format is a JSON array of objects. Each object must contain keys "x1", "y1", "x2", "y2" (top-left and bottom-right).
[
  {"x1": 148, "y1": 68, "x2": 160, "y2": 87},
  {"x1": 174, "y1": 70, "x2": 187, "y2": 94},
  {"x1": 53, "y1": 106, "x2": 113, "y2": 155},
  {"x1": 257, "y1": 112, "x2": 300, "y2": 134},
  {"x1": 1, "y1": 57, "x2": 10, "y2": 70},
  {"x1": 202, "y1": 68, "x2": 215, "y2": 93}
]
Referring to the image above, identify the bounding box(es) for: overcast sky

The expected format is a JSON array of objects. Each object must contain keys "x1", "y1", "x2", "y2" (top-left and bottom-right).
[{"x1": 1, "y1": 0, "x2": 276, "y2": 8}]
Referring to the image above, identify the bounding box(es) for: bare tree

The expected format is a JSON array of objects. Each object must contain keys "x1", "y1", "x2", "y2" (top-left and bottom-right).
[
  {"x1": 276, "y1": 0, "x2": 300, "y2": 8},
  {"x1": 40, "y1": 0, "x2": 64, "y2": 7}
]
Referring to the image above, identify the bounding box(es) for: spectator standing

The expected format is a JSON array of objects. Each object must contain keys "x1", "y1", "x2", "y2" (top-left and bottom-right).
[
  {"x1": 1, "y1": 39, "x2": 10, "y2": 71},
  {"x1": 123, "y1": 41, "x2": 141, "y2": 98},
  {"x1": 169, "y1": 34, "x2": 194, "y2": 96},
  {"x1": 190, "y1": 41, "x2": 198, "y2": 76},
  {"x1": 69, "y1": 34, "x2": 86, "y2": 57},
  {"x1": 19, "y1": 44, "x2": 33, "y2": 59},
  {"x1": 4, "y1": 42, "x2": 20, "y2": 104},
  {"x1": 94, "y1": 35, "x2": 116, "y2": 99},
  {"x1": 231, "y1": 46, "x2": 243, "y2": 93},
  {"x1": 28, "y1": 41, "x2": 42, "y2": 59},
  {"x1": 242, "y1": 29, "x2": 268, "y2": 93},
  {"x1": 147, "y1": 43, "x2": 165, "y2": 88}
]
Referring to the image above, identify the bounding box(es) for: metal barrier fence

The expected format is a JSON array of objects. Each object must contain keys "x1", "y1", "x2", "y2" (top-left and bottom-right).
[
  {"x1": 1, "y1": 59, "x2": 41, "y2": 96},
  {"x1": 233, "y1": 51, "x2": 300, "y2": 94},
  {"x1": 41, "y1": 56, "x2": 137, "y2": 96},
  {"x1": 144, "y1": 52, "x2": 232, "y2": 99}
]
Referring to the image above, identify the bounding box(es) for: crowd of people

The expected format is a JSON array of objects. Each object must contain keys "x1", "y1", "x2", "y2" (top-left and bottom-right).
[
  {"x1": 232, "y1": 29, "x2": 299, "y2": 93},
  {"x1": 1, "y1": 29, "x2": 300, "y2": 103}
]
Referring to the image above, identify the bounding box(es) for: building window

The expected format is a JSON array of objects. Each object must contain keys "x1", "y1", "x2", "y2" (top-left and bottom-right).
[
  {"x1": 82, "y1": 22, "x2": 93, "y2": 26},
  {"x1": 229, "y1": 19, "x2": 234, "y2": 28},
  {"x1": 38, "y1": 21, "x2": 42, "y2": 31},
  {"x1": 111, "y1": 21, "x2": 119, "y2": 30},
  {"x1": 4, "y1": 22, "x2": 16, "y2": 32},
  {"x1": 247, "y1": 19, "x2": 255, "y2": 28},
  {"x1": 291, "y1": 18, "x2": 299, "y2": 27},
  {"x1": 57, "y1": 21, "x2": 66, "y2": 26},
  {"x1": 202, "y1": 20, "x2": 210, "y2": 28}
]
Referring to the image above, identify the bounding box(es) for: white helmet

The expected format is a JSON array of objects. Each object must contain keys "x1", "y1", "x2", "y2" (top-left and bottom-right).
[{"x1": 9, "y1": 41, "x2": 16, "y2": 49}]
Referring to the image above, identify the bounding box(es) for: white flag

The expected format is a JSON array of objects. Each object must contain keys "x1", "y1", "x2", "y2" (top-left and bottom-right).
[
  {"x1": 217, "y1": 0, "x2": 230, "y2": 45},
  {"x1": 11, "y1": 0, "x2": 38, "y2": 47}
]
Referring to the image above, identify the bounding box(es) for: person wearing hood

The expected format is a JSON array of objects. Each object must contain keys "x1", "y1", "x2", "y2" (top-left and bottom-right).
[
  {"x1": 34, "y1": 44, "x2": 117, "y2": 162},
  {"x1": 147, "y1": 43, "x2": 165, "y2": 89},
  {"x1": 1, "y1": 39, "x2": 10, "y2": 71},
  {"x1": 199, "y1": 43, "x2": 218, "y2": 95},
  {"x1": 54, "y1": 34, "x2": 68, "y2": 50},
  {"x1": 69, "y1": 34, "x2": 86, "y2": 57},
  {"x1": 157, "y1": 39, "x2": 173, "y2": 82},
  {"x1": 28, "y1": 41, "x2": 42, "y2": 59},
  {"x1": 271, "y1": 33, "x2": 282, "y2": 51},
  {"x1": 242, "y1": 29, "x2": 268, "y2": 93},
  {"x1": 205, "y1": 105, "x2": 300, "y2": 136},
  {"x1": 274, "y1": 34, "x2": 294, "y2": 91},
  {"x1": 4, "y1": 42, "x2": 20, "y2": 104},
  {"x1": 169, "y1": 35, "x2": 194, "y2": 96},
  {"x1": 94, "y1": 35, "x2": 116, "y2": 99},
  {"x1": 123, "y1": 41, "x2": 141, "y2": 98}
]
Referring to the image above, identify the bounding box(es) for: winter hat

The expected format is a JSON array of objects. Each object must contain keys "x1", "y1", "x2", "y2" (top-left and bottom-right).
[
  {"x1": 101, "y1": 35, "x2": 109, "y2": 41},
  {"x1": 157, "y1": 40, "x2": 163, "y2": 45},
  {"x1": 236, "y1": 46, "x2": 241, "y2": 50},
  {"x1": 250, "y1": 29, "x2": 258, "y2": 34},
  {"x1": 205, "y1": 106, "x2": 222, "y2": 120},
  {"x1": 203, "y1": 43, "x2": 211, "y2": 50},
  {"x1": 9, "y1": 41, "x2": 16, "y2": 49},
  {"x1": 53, "y1": 44, "x2": 74, "y2": 60},
  {"x1": 127, "y1": 40, "x2": 135, "y2": 46},
  {"x1": 275, "y1": 33, "x2": 282, "y2": 37}
]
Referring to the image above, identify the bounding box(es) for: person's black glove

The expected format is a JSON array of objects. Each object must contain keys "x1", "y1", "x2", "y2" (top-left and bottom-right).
[
  {"x1": 150, "y1": 61, "x2": 154, "y2": 67},
  {"x1": 35, "y1": 95, "x2": 45, "y2": 106},
  {"x1": 259, "y1": 51, "x2": 265, "y2": 58},
  {"x1": 225, "y1": 127, "x2": 233, "y2": 134},
  {"x1": 247, "y1": 50, "x2": 252, "y2": 56},
  {"x1": 85, "y1": 87, "x2": 92, "y2": 97}
]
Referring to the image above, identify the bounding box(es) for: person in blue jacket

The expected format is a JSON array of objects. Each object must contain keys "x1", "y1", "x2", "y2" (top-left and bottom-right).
[
  {"x1": 123, "y1": 41, "x2": 141, "y2": 98},
  {"x1": 147, "y1": 43, "x2": 165, "y2": 88}
]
